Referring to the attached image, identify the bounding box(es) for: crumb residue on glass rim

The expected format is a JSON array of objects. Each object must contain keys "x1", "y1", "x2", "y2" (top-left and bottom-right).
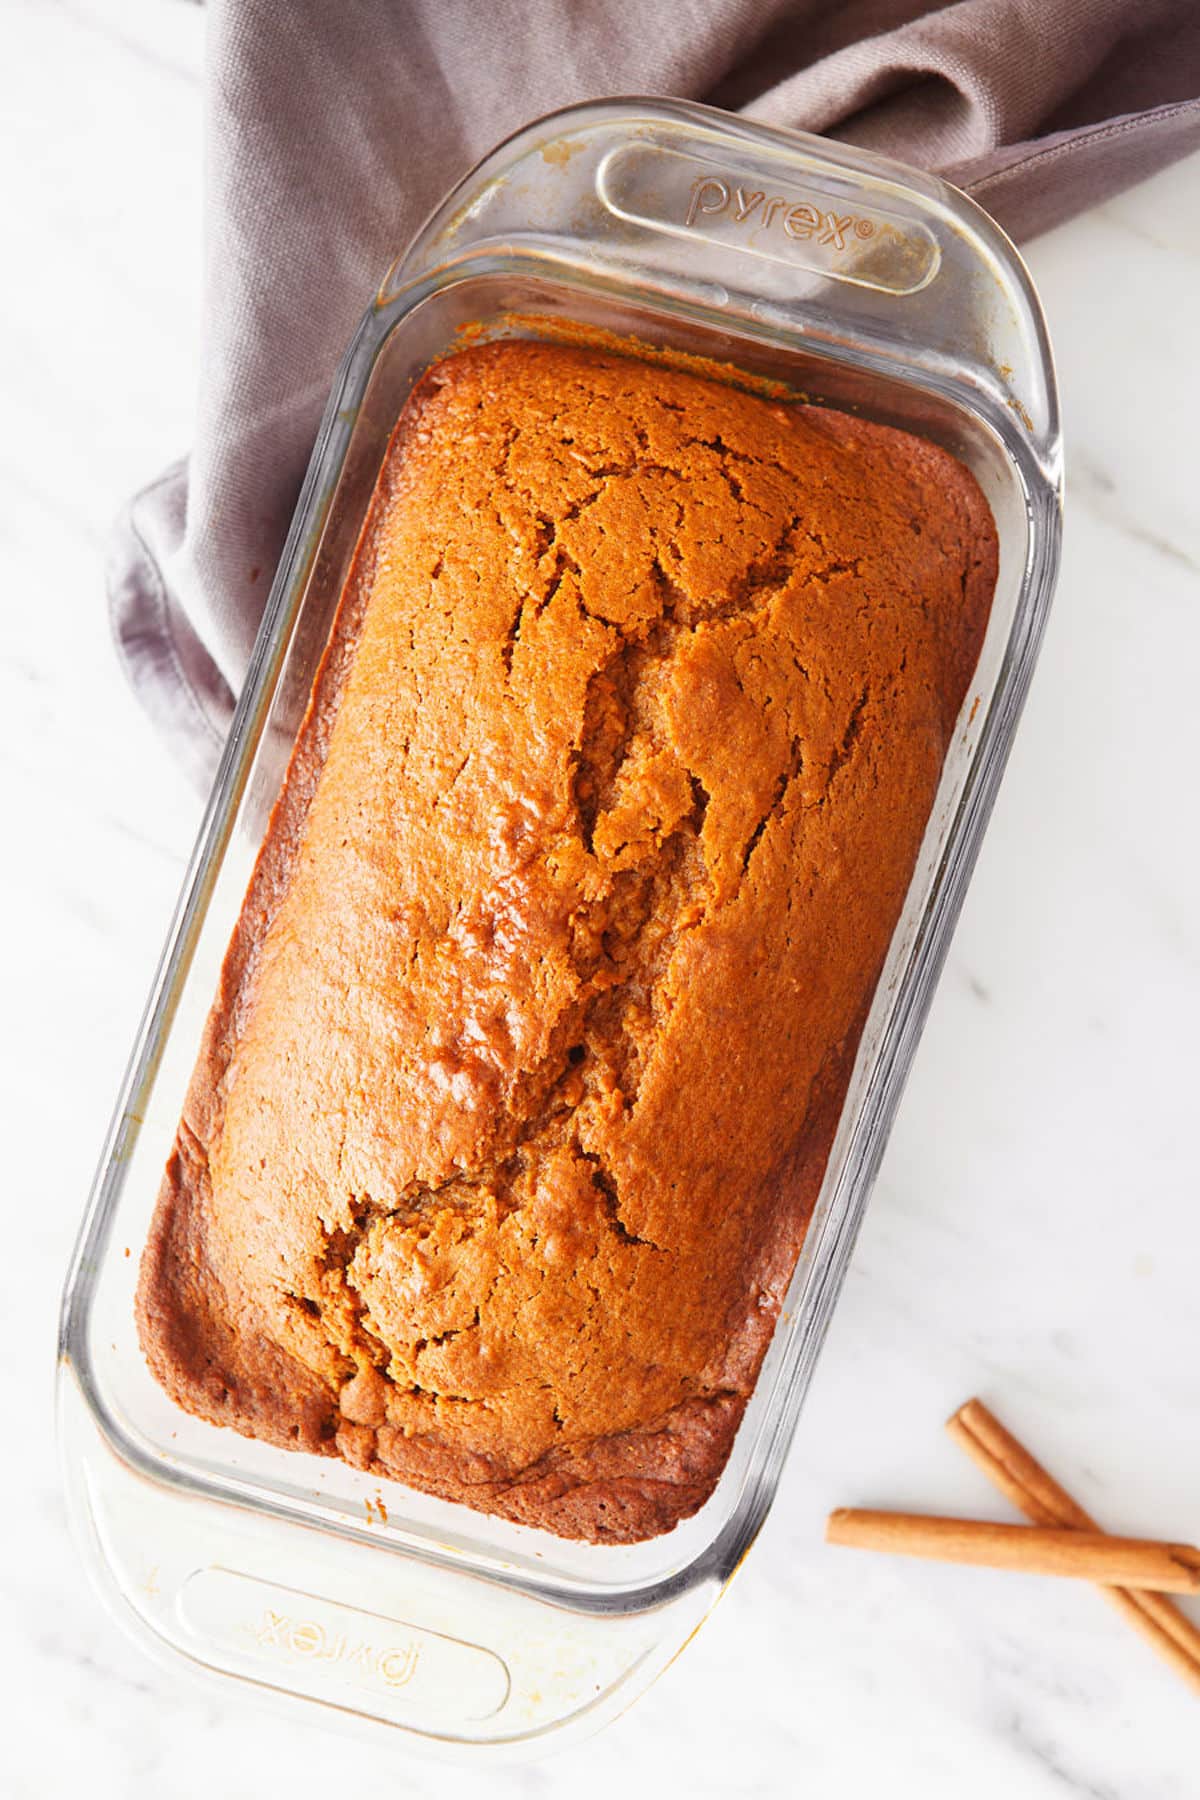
[
  {"x1": 448, "y1": 312, "x2": 802, "y2": 404},
  {"x1": 540, "y1": 138, "x2": 588, "y2": 168}
]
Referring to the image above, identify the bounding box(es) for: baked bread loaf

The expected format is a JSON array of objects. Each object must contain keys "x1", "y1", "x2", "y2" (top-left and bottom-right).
[{"x1": 138, "y1": 340, "x2": 996, "y2": 1543}]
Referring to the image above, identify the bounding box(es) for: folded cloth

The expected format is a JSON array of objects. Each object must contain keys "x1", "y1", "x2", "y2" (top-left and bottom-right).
[{"x1": 112, "y1": 0, "x2": 1200, "y2": 789}]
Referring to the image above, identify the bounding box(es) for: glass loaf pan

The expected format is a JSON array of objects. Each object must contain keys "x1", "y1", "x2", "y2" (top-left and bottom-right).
[{"x1": 58, "y1": 99, "x2": 1061, "y2": 1758}]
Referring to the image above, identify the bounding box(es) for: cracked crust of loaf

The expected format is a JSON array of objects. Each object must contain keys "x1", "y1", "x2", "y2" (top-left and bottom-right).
[{"x1": 137, "y1": 340, "x2": 997, "y2": 1543}]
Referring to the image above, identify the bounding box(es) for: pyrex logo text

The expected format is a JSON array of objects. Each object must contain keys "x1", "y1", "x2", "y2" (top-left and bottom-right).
[
  {"x1": 253, "y1": 1607, "x2": 421, "y2": 1689},
  {"x1": 684, "y1": 177, "x2": 877, "y2": 251}
]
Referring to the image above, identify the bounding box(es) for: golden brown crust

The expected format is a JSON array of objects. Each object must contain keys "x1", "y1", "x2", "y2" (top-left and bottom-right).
[{"x1": 137, "y1": 341, "x2": 997, "y2": 1542}]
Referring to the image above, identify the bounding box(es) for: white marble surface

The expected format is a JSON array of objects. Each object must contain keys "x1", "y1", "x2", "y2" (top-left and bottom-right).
[{"x1": 5, "y1": 2, "x2": 1199, "y2": 1794}]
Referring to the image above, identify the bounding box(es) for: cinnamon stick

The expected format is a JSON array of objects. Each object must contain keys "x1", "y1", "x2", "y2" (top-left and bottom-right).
[
  {"x1": 826, "y1": 1509, "x2": 1200, "y2": 1592},
  {"x1": 948, "y1": 1398, "x2": 1200, "y2": 1696}
]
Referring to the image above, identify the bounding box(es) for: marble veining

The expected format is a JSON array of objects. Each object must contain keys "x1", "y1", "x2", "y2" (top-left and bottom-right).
[{"x1": 4, "y1": 1, "x2": 1198, "y2": 1795}]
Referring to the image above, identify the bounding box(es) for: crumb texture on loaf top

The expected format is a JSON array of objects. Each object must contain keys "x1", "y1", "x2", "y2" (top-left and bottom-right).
[{"x1": 137, "y1": 341, "x2": 996, "y2": 1541}]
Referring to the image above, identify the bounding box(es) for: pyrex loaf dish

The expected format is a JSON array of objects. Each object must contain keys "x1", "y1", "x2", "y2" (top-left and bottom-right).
[{"x1": 59, "y1": 100, "x2": 1061, "y2": 1755}]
